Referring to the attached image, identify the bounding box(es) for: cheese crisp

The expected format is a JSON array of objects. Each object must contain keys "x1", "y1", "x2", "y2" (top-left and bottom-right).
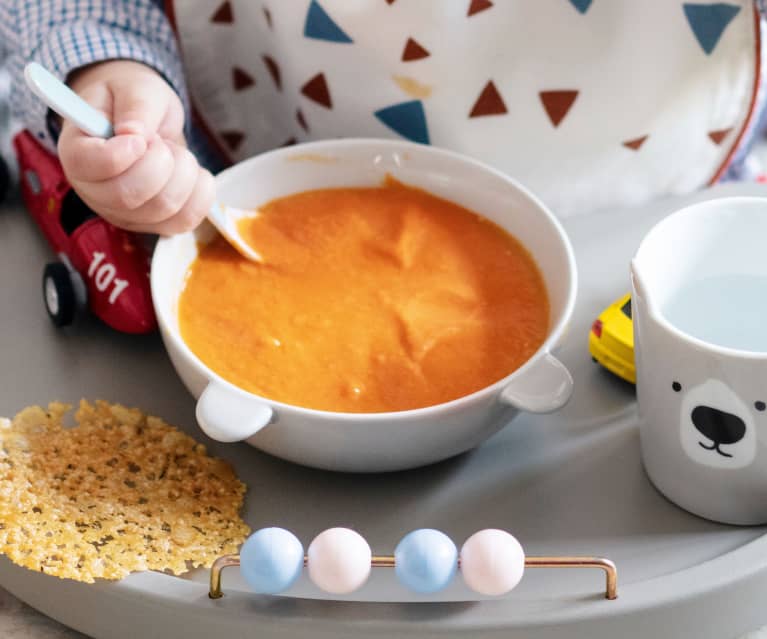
[{"x1": 0, "y1": 400, "x2": 249, "y2": 583}]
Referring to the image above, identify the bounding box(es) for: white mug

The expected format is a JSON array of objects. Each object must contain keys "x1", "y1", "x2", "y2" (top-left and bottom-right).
[{"x1": 632, "y1": 197, "x2": 767, "y2": 525}]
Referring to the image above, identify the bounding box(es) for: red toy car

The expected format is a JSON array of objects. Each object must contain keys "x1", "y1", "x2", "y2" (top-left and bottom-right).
[{"x1": 13, "y1": 130, "x2": 156, "y2": 334}]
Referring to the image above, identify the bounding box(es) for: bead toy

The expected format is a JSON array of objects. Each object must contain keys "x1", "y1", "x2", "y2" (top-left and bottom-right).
[
  {"x1": 209, "y1": 527, "x2": 617, "y2": 600},
  {"x1": 239, "y1": 528, "x2": 304, "y2": 595},
  {"x1": 459, "y1": 529, "x2": 525, "y2": 596},
  {"x1": 394, "y1": 529, "x2": 457, "y2": 594},
  {"x1": 306, "y1": 528, "x2": 372, "y2": 594}
]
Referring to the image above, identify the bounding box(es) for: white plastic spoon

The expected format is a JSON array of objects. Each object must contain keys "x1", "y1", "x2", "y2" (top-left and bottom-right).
[{"x1": 24, "y1": 62, "x2": 262, "y2": 262}]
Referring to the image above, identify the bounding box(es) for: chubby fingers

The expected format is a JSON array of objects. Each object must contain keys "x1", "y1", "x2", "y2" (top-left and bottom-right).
[
  {"x1": 56, "y1": 59, "x2": 205, "y2": 234},
  {"x1": 120, "y1": 141, "x2": 214, "y2": 232},
  {"x1": 72, "y1": 134, "x2": 175, "y2": 212},
  {"x1": 73, "y1": 138, "x2": 215, "y2": 235},
  {"x1": 59, "y1": 120, "x2": 147, "y2": 183},
  {"x1": 120, "y1": 166, "x2": 215, "y2": 235}
]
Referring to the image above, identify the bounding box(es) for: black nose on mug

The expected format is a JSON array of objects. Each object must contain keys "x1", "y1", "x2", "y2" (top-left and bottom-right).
[{"x1": 691, "y1": 406, "x2": 746, "y2": 445}]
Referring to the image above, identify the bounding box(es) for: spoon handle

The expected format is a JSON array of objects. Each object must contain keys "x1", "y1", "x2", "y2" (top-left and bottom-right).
[{"x1": 24, "y1": 62, "x2": 114, "y2": 139}]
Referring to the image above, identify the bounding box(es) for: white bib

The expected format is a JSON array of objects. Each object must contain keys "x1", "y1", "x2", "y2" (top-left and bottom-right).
[{"x1": 167, "y1": 0, "x2": 761, "y2": 217}]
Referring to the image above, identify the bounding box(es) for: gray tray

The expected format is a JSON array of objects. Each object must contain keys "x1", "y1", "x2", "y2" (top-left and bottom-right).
[{"x1": 2, "y1": 183, "x2": 767, "y2": 639}]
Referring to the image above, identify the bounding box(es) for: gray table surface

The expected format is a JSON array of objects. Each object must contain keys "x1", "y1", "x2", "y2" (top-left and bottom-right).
[{"x1": 4, "y1": 183, "x2": 767, "y2": 639}]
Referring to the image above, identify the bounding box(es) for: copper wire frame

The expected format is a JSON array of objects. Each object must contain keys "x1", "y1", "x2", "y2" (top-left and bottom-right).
[{"x1": 209, "y1": 554, "x2": 617, "y2": 601}]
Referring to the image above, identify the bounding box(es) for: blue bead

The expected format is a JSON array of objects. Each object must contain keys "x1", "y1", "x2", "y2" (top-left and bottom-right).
[
  {"x1": 240, "y1": 528, "x2": 304, "y2": 594},
  {"x1": 394, "y1": 529, "x2": 457, "y2": 594}
]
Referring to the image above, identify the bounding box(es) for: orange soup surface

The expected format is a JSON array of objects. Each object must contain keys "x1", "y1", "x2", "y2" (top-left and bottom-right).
[{"x1": 179, "y1": 180, "x2": 549, "y2": 413}]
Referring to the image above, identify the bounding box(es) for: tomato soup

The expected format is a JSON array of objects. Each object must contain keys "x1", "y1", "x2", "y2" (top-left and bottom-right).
[{"x1": 178, "y1": 180, "x2": 549, "y2": 413}]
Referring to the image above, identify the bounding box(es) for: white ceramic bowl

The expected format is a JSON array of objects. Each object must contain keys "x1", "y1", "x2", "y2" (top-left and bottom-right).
[{"x1": 151, "y1": 139, "x2": 577, "y2": 472}]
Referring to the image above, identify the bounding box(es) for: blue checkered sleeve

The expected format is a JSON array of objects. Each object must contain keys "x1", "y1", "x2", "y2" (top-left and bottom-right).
[{"x1": 0, "y1": 0, "x2": 189, "y2": 152}]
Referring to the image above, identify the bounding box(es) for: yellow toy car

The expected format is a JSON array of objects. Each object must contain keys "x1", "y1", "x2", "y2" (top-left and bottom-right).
[{"x1": 589, "y1": 293, "x2": 635, "y2": 384}]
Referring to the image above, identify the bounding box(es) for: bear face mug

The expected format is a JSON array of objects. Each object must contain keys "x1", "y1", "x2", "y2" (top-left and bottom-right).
[{"x1": 631, "y1": 197, "x2": 767, "y2": 525}]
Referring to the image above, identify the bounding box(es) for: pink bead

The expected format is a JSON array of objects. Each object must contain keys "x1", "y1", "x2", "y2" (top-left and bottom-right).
[
  {"x1": 460, "y1": 529, "x2": 525, "y2": 596},
  {"x1": 307, "y1": 528, "x2": 372, "y2": 594}
]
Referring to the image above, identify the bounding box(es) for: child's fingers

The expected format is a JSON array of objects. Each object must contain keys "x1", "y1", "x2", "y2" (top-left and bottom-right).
[
  {"x1": 81, "y1": 135, "x2": 175, "y2": 211},
  {"x1": 58, "y1": 123, "x2": 147, "y2": 183},
  {"x1": 112, "y1": 142, "x2": 200, "y2": 227},
  {"x1": 114, "y1": 167, "x2": 215, "y2": 235},
  {"x1": 157, "y1": 97, "x2": 187, "y2": 146},
  {"x1": 158, "y1": 167, "x2": 216, "y2": 235}
]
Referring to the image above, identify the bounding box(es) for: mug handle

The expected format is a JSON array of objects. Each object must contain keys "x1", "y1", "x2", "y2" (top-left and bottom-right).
[
  {"x1": 196, "y1": 381, "x2": 274, "y2": 442},
  {"x1": 500, "y1": 352, "x2": 573, "y2": 413}
]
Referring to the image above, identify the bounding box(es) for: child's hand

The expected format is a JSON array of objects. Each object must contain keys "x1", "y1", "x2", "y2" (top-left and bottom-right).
[{"x1": 57, "y1": 60, "x2": 215, "y2": 235}]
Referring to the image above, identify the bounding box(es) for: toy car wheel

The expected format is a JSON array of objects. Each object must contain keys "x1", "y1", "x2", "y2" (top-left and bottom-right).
[{"x1": 42, "y1": 262, "x2": 77, "y2": 327}]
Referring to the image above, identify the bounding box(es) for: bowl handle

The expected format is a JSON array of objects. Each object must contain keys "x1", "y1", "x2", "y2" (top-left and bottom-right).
[
  {"x1": 196, "y1": 382, "x2": 274, "y2": 442},
  {"x1": 500, "y1": 352, "x2": 573, "y2": 413}
]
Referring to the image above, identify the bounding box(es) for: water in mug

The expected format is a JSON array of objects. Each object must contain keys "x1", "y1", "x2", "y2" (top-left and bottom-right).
[{"x1": 662, "y1": 274, "x2": 767, "y2": 352}]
